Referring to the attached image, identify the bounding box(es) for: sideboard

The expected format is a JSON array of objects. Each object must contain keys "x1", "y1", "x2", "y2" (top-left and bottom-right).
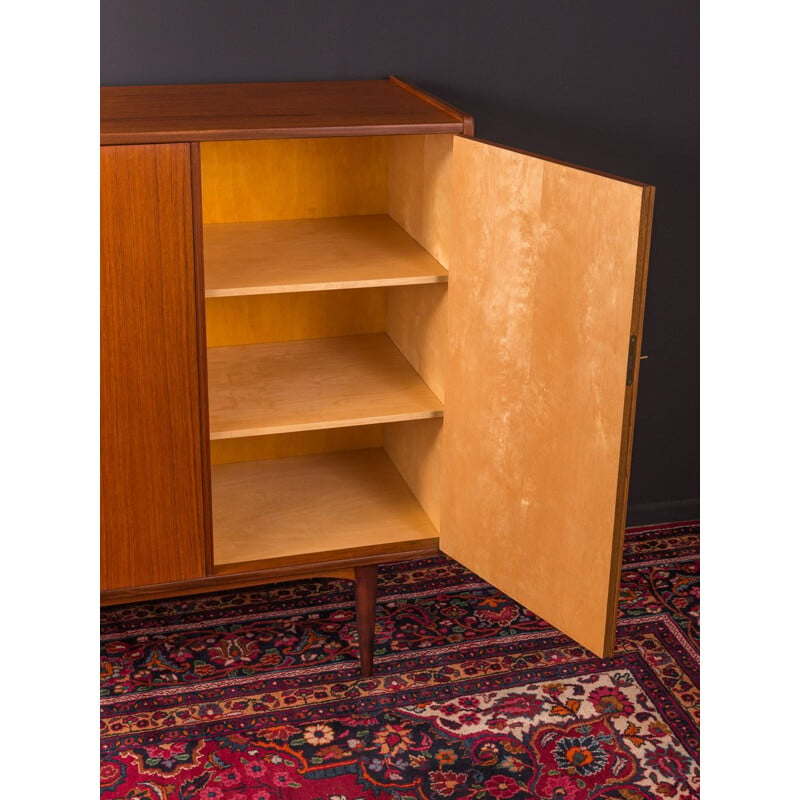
[{"x1": 100, "y1": 77, "x2": 654, "y2": 676}]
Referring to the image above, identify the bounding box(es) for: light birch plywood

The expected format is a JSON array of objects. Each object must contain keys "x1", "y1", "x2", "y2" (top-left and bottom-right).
[
  {"x1": 384, "y1": 418, "x2": 443, "y2": 531},
  {"x1": 205, "y1": 289, "x2": 386, "y2": 348},
  {"x1": 441, "y1": 136, "x2": 651, "y2": 658},
  {"x1": 211, "y1": 449, "x2": 439, "y2": 567},
  {"x1": 207, "y1": 333, "x2": 444, "y2": 439},
  {"x1": 210, "y1": 426, "x2": 383, "y2": 465},
  {"x1": 386, "y1": 283, "x2": 448, "y2": 402},
  {"x1": 204, "y1": 216, "x2": 448, "y2": 296},
  {"x1": 389, "y1": 134, "x2": 453, "y2": 268},
  {"x1": 200, "y1": 137, "x2": 389, "y2": 223}
]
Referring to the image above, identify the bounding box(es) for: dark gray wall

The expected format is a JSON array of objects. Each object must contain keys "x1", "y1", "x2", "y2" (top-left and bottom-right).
[{"x1": 101, "y1": 0, "x2": 699, "y2": 524}]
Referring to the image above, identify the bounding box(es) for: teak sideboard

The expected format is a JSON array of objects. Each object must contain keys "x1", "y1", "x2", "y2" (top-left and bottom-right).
[{"x1": 100, "y1": 78, "x2": 654, "y2": 676}]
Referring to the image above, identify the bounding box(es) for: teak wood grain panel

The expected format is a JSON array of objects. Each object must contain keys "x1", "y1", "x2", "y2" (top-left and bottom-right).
[
  {"x1": 603, "y1": 184, "x2": 655, "y2": 649},
  {"x1": 389, "y1": 76, "x2": 475, "y2": 138},
  {"x1": 441, "y1": 136, "x2": 652, "y2": 657},
  {"x1": 101, "y1": 80, "x2": 466, "y2": 144},
  {"x1": 207, "y1": 334, "x2": 444, "y2": 439},
  {"x1": 101, "y1": 548, "x2": 444, "y2": 605},
  {"x1": 204, "y1": 216, "x2": 448, "y2": 296},
  {"x1": 100, "y1": 144, "x2": 206, "y2": 590},
  {"x1": 200, "y1": 137, "x2": 389, "y2": 224},
  {"x1": 211, "y1": 449, "x2": 440, "y2": 568},
  {"x1": 189, "y1": 141, "x2": 216, "y2": 575}
]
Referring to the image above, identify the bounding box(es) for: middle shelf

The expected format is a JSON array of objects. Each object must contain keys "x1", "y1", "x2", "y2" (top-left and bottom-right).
[{"x1": 207, "y1": 333, "x2": 445, "y2": 440}]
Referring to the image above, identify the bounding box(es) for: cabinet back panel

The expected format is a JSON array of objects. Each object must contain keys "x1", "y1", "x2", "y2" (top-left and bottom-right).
[
  {"x1": 210, "y1": 426, "x2": 383, "y2": 465},
  {"x1": 201, "y1": 137, "x2": 390, "y2": 223},
  {"x1": 205, "y1": 288, "x2": 386, "y2": 347}
]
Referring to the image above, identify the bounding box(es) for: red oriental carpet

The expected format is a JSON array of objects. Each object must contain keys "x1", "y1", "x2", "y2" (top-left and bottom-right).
[{"x1": 100, "y1": 521, "x2": 699, "y2": 799}]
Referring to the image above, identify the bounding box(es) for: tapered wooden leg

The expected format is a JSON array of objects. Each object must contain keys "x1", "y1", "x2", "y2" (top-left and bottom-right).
[{"x1": 354, "y1": 564, "x2": 378, "y2": 677}]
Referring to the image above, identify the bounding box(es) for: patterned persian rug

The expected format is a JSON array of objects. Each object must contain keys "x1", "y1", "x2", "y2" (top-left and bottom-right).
[{"x1": 100, "y1": 521, "x2": 699, "y2": 799}]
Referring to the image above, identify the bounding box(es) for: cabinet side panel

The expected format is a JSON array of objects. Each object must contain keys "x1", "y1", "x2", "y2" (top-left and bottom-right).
[
  {"x1": 384, "y1": 283, "x2": 448, "y2": 531},
  {"x1": 441, "y1": 136, "x2": 646, "y2": 656},
  {"x1": 385, "y1": 283, "x2": 447, "y2": 401},
  {"x1": 384, "y1": 418, "x2": 443, "y2": 531},
  {"x1": 389, "y1": 135, "x2": 453, "y2": 268},
  {"x1": 101, "y1": 144, "x2": 206, "y2": 590}
]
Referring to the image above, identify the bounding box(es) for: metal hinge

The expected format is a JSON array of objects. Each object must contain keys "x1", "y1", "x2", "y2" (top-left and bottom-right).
[{"x1": 626, "y1": 335, "x2": 638, "y2": 386}]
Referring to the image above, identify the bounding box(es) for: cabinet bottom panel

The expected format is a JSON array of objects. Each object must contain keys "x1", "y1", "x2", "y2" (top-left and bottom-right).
[{"x1": 211, "y1": 448, "x2": 440, "y2": 571}]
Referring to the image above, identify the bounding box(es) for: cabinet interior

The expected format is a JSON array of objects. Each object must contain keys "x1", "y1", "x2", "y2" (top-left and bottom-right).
[{"x1": 200, "y1": 135, "x2": 454, "y2": 571}]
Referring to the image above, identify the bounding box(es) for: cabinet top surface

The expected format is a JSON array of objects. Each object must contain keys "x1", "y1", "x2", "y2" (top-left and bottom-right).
[{"x1": 100, "y1": 78, "x2": 468, "y2": 145}]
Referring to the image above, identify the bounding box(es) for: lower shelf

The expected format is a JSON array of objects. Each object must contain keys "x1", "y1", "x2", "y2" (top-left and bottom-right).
[{"x1": 212, "y1": 448, "x2": 440, "y2": 570}]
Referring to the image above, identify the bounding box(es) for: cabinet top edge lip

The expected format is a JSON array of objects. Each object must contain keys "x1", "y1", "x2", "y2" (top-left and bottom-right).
[
  {"x1": 99, "y1": 122, "x2": 464, "y2": 146},
  {"x1": 100, "y1": 78, "x2": 469, "y2": 144}
]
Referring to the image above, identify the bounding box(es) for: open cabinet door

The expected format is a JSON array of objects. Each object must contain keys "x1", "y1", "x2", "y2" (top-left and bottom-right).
[{"x1": 440, "y1": 136, "x2": 654, "y2": 657}]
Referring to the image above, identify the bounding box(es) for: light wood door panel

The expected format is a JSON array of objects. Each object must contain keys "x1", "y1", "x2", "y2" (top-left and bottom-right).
[
  {"x1": 100, "y1": 144, "x2": 207, "y2": 590},
  {"x1": 441, "y1": 136, "x2": 653, "y2": 657}
]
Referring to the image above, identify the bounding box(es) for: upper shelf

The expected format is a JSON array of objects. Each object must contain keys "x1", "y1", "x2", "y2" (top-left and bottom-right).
[
  {"x1": 100, "y1": 77, "x2": 471, "y2": 145},
  {"x1": 204, "y1": 215, "x2": 448, "y2": 297}
]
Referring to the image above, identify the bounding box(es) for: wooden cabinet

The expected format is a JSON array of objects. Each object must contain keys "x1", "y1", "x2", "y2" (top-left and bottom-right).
[{"x1": 100, "y1": 78, "x2": 653, "y2": 672}]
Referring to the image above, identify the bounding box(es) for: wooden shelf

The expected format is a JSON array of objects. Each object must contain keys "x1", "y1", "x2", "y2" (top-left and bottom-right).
[
  {"x1": 203, "y1": 215, "x2": 448, "y2": 296},
  {"x1": 212, "y1": 449, "x2": 440, "y2": 568},
  {"x1": 207, "y1": 333, "x2": 444, "y2": 439}
]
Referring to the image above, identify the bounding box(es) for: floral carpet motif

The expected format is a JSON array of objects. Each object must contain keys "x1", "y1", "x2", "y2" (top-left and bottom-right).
[{"x1": 101, "y1": 521, "x2": 699, "y2": 799}]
